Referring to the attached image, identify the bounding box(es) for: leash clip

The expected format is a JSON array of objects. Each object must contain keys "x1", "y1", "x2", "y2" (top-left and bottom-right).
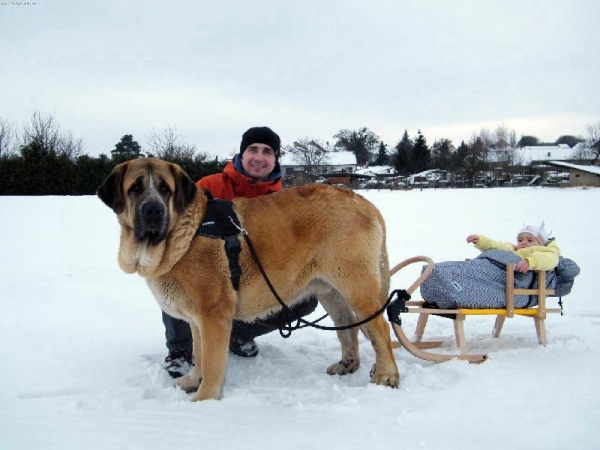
[
  {"x1": 228, "y1": 216, "x2": 247, "y2": 236},
  {"x1": 386, "y1": 289, "x2": 410, "y2": 326}
]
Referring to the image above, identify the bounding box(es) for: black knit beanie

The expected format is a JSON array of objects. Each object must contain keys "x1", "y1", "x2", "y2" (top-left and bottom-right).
[{"x1": 239, "y1": 126, "x2": 281, "y2": 159}]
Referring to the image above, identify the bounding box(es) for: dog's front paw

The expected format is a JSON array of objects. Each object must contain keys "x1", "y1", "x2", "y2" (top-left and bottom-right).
[
  {"x1": 327, "y1": 357, "x2": 359, "y2": 376},
  {"x1": 370, "y1": 363, "x2": 400, "y2": 388},
  {"x1": 174, "y1": 374, "x2": 201, "y2": 393},
  {"x1": 190, "y1": 385, "x2": 222, "y2": 401}
]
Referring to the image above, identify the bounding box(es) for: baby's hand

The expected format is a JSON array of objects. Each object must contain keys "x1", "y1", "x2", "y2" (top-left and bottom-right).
[
  {"x1": 515, "y1": 259, "x2": 530, "y2": 273},
  {"x1": 466, "y1": 235, "x2": 479, "y2": 244}
]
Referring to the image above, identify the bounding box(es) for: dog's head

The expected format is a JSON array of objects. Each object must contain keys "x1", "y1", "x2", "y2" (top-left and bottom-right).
[{"x1": 97, "y1": 158, "x2": 197, "y2": 245}]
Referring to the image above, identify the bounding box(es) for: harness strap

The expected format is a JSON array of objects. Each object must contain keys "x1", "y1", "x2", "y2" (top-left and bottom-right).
[
  {"x1": 196, "y1": 190, "x2": 243, "y2": 291},
  {"x1": 224, "y1": 235, "x2": 242, "y2": 291}
]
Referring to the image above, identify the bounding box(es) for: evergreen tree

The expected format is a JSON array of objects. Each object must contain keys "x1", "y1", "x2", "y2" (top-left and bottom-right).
[
  {"x1": 452, "y1": 140, "x2": 469, "y2": 171},
  {"x1": 430, "y1": 138, "x2": 453, "y2": 171},
  {"x1": 373, "y1": 142, "x2": 389, "y2": 165},
  {"x1": 392, "y1": 130, "x2": 412, "y2": 175},
  {"x1": 111, "y1": 134, "x2": 143, "y2": 163},
  {"x1": 410, "y1": 129, "x2": 430, "y2": 173},
  {"x1": 76, "y1": 153, "x2": 114, "y2": 195},
  {"x1": 16, "y1": 140, "x2": 78, "y2": 194}
]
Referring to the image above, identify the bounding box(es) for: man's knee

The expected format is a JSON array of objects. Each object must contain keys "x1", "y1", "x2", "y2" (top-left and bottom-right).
[{"x1": 292, "y1": 295, "x2": 319, "y2": 316}]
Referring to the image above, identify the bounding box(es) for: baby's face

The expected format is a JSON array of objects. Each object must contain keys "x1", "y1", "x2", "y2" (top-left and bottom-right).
[{"x1": 516, "y1": 233, "x2": 540, "y2": 249}]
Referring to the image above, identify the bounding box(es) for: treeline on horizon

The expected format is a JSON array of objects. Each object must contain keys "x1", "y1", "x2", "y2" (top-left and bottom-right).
[
  {"x1": 0, "y1": 112, "x2": 598, "y2": 195},
  {"x1": 0, "y1": 113, "x2": 226, "y2": 196}
]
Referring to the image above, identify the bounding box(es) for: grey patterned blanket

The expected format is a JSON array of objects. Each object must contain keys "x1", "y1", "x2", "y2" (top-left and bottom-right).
[{"x1": 419, "y1": 250, "x2": 580, "y2": 309}]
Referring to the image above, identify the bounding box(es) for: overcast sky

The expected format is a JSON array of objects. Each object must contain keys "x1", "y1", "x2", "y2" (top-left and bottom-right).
[{"x1": 1, "y1": 0, "x2": 598, "y2": 159}]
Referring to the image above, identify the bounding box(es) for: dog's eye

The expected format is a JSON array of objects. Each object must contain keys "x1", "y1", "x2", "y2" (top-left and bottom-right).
[
  {"x1": 128, "y1": 181, "x2": 144, "y2": 195},
  {"x1": 158, "y1": 182, "x2": 171, "y2": 195}
]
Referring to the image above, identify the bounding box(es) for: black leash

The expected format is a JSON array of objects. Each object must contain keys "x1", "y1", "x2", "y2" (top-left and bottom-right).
[
  {"x1": 205, "y1": 198, "x2": 410, "y2": 337},
  {"x1": 241, "y1": 231, "x2": 409, "y2": 337}
]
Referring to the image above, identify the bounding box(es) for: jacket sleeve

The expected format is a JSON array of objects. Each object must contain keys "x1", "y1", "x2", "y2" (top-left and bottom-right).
[
  {"x1": 196, "y1": 175, "x2": 212, "y2": 190},
  {"x1": 475, "y1": 235, "x2": 516, "y2": 252},
  {"x1": 196, "y1": 173, "x2": 225, "y2": 198},
  {"x1": 524, "y1": 241, "x2": 561, "y2": 271}
]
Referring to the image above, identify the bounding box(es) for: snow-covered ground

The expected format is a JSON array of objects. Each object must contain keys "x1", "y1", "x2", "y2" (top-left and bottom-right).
[{"x1": 1, "y1": 186, "x2": 598, "y2": 450}]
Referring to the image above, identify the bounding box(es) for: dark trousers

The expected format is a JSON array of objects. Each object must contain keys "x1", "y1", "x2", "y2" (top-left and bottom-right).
[{"x1": 163, "y1": 295, "x2": 319, "y2": 353}]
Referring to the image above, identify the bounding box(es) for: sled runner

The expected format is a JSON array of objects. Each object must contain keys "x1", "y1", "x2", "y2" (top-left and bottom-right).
[{"x1": 388, "y1": 255, "x2": 578, "y2": 363}]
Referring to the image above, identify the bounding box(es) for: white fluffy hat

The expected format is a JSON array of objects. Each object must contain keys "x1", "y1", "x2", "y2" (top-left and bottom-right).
[{"x1": 518, "y1": 222, "x2": 550, "y2": 245}]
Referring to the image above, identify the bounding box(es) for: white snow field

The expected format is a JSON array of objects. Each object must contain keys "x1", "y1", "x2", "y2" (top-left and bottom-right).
[{"x1": 1, "y1": 186, "x2": 598, "y2": 450}]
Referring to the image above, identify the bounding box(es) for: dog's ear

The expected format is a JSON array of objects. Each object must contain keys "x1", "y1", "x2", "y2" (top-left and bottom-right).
[
  {"x1": 97, "y1": 163, "x2": 128, "y2": 214},
  {"x1": 170, "y1": 163, "x2": 198, "y2": 214}
]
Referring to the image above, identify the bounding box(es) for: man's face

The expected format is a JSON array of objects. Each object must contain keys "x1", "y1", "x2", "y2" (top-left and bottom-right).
[{"x1": 241, "y1": 143, "x2": 276, "y2": 181}]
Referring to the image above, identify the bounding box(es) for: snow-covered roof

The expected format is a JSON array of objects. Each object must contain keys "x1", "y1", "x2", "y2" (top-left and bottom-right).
[
  {"x1": 519, "y1": 145, "x2": 574, "y2": 164},
  {"x1": 279, "y1": 149, "x2": 356, "y2": 166},
  {"x1": 487, "y1": 145, "x2": 578, "y2": 165},
  {"x1": 547, "y1": 161, "x2": 600, "y2": 175},
  {"x1": 324, "y1": 151, "x2": 357, "y2": 165}
]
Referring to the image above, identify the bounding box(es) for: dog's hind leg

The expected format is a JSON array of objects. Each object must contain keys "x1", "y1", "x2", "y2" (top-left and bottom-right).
[
  {"x1": 341, "y1": 277, "x2": 399, "y2": 388},
  {"x1": 361, "y1": 315, "x2": 399, "y2": 387},
  {"x1": 317, "y1": 289, "x2": 361, "y2": 376},
  {"x1": 174, "y1": 321, "x2": 203, "y2": 394}
]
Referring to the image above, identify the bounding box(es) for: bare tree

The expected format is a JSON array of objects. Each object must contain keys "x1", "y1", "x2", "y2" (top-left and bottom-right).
[
  {"x1": 19, "y1": 112, "x2": 82, "y2": 159},
  {"x1": 469, "y1": 129, "x2": 492, "y2": 168},
  {"x1": 585, "y1": 121, "x2": 600, "y2": 164},
  {"x1": 146, "y1": 125, "x2": 197, "y2": 160},
  {"x1": 0, "y1": 117, "x2": 15, "y2": 157},
  {"x1": 21, "y1": 111, "x2": 60, "y2": 153},
  {"x1": 495, "y1": 145, "x2": 523, "y2": 179},
  {"x1": 290, "y1": 137, "x2": 331, "y2": 175},
  {"x1": 493, "y1": 124, "x2": 510, "y2": 149},
  {"x1": 509, "y1": 129, "x2": 518, "y2": 149},
  {"x1": 474, "y1": 127, "x2": 494, "y2": 149},
  {"x1": 491, "y1": 126, "x2": 521, "y2": 181},
  {"x1": 570, "y1": 146, "x2": 593, "y2": 162},
  {"x1": 57, "y1": 131, "x2": 83, "y2": 160}
]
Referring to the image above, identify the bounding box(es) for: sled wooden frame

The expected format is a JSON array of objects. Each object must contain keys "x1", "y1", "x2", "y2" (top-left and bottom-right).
[{"x1": 389, "y1": 256, "x2": 561, "y2": 363}]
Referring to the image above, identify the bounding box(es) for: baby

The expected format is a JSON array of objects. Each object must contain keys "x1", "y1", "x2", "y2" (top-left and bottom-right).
[{"x1": 467, "y1": 222, "x2": 560, "y2": 273}]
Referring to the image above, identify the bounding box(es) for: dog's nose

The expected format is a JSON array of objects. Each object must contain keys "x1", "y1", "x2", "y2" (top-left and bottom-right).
[
  {"x1": 135, "y1": 200, "x2": 168, "y2": 244},
  {"x1": 141, "y1": 201, "x2": 165, "y2": 227}
]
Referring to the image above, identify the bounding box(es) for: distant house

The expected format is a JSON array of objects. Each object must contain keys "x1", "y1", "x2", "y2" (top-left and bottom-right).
[
  {"x1": 487, "y1": 144, "x2": 589, "y2": 168},
  {"x1": 482, "y1": 144, "x2": 596, "y2": 187},
  {"x1": 315, "y1": 151, "x2": 357, "y2": 173},
  {"x1": 279, "y1": 145, "x2": 357, "y2": 186},
  {"x1": 519, "y1": 144, "x2": 575, "y2": 165},
  {"x1": 546, "y1": 161, "x2": 600, "y2": 187}
]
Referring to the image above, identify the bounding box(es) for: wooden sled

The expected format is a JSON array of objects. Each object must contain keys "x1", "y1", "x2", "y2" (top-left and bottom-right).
[{"x1": 389, "y1": 256, "x2": 561, "y2": 363}]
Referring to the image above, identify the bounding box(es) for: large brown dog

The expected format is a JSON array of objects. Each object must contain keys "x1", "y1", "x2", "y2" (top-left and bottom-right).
[{"x1": 98, "y1": 157, "x2": 399, "y2": 401}]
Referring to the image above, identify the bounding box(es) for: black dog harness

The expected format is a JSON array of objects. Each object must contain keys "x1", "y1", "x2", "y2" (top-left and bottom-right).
[{"x1": 195, "y1": 190, "x2": 244, "y2": 291}]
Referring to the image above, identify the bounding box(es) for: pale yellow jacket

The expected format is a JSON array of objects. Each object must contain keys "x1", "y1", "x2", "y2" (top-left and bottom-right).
[{"x1": 475, "y1": 235, "x2": 561, "y2": 271}]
